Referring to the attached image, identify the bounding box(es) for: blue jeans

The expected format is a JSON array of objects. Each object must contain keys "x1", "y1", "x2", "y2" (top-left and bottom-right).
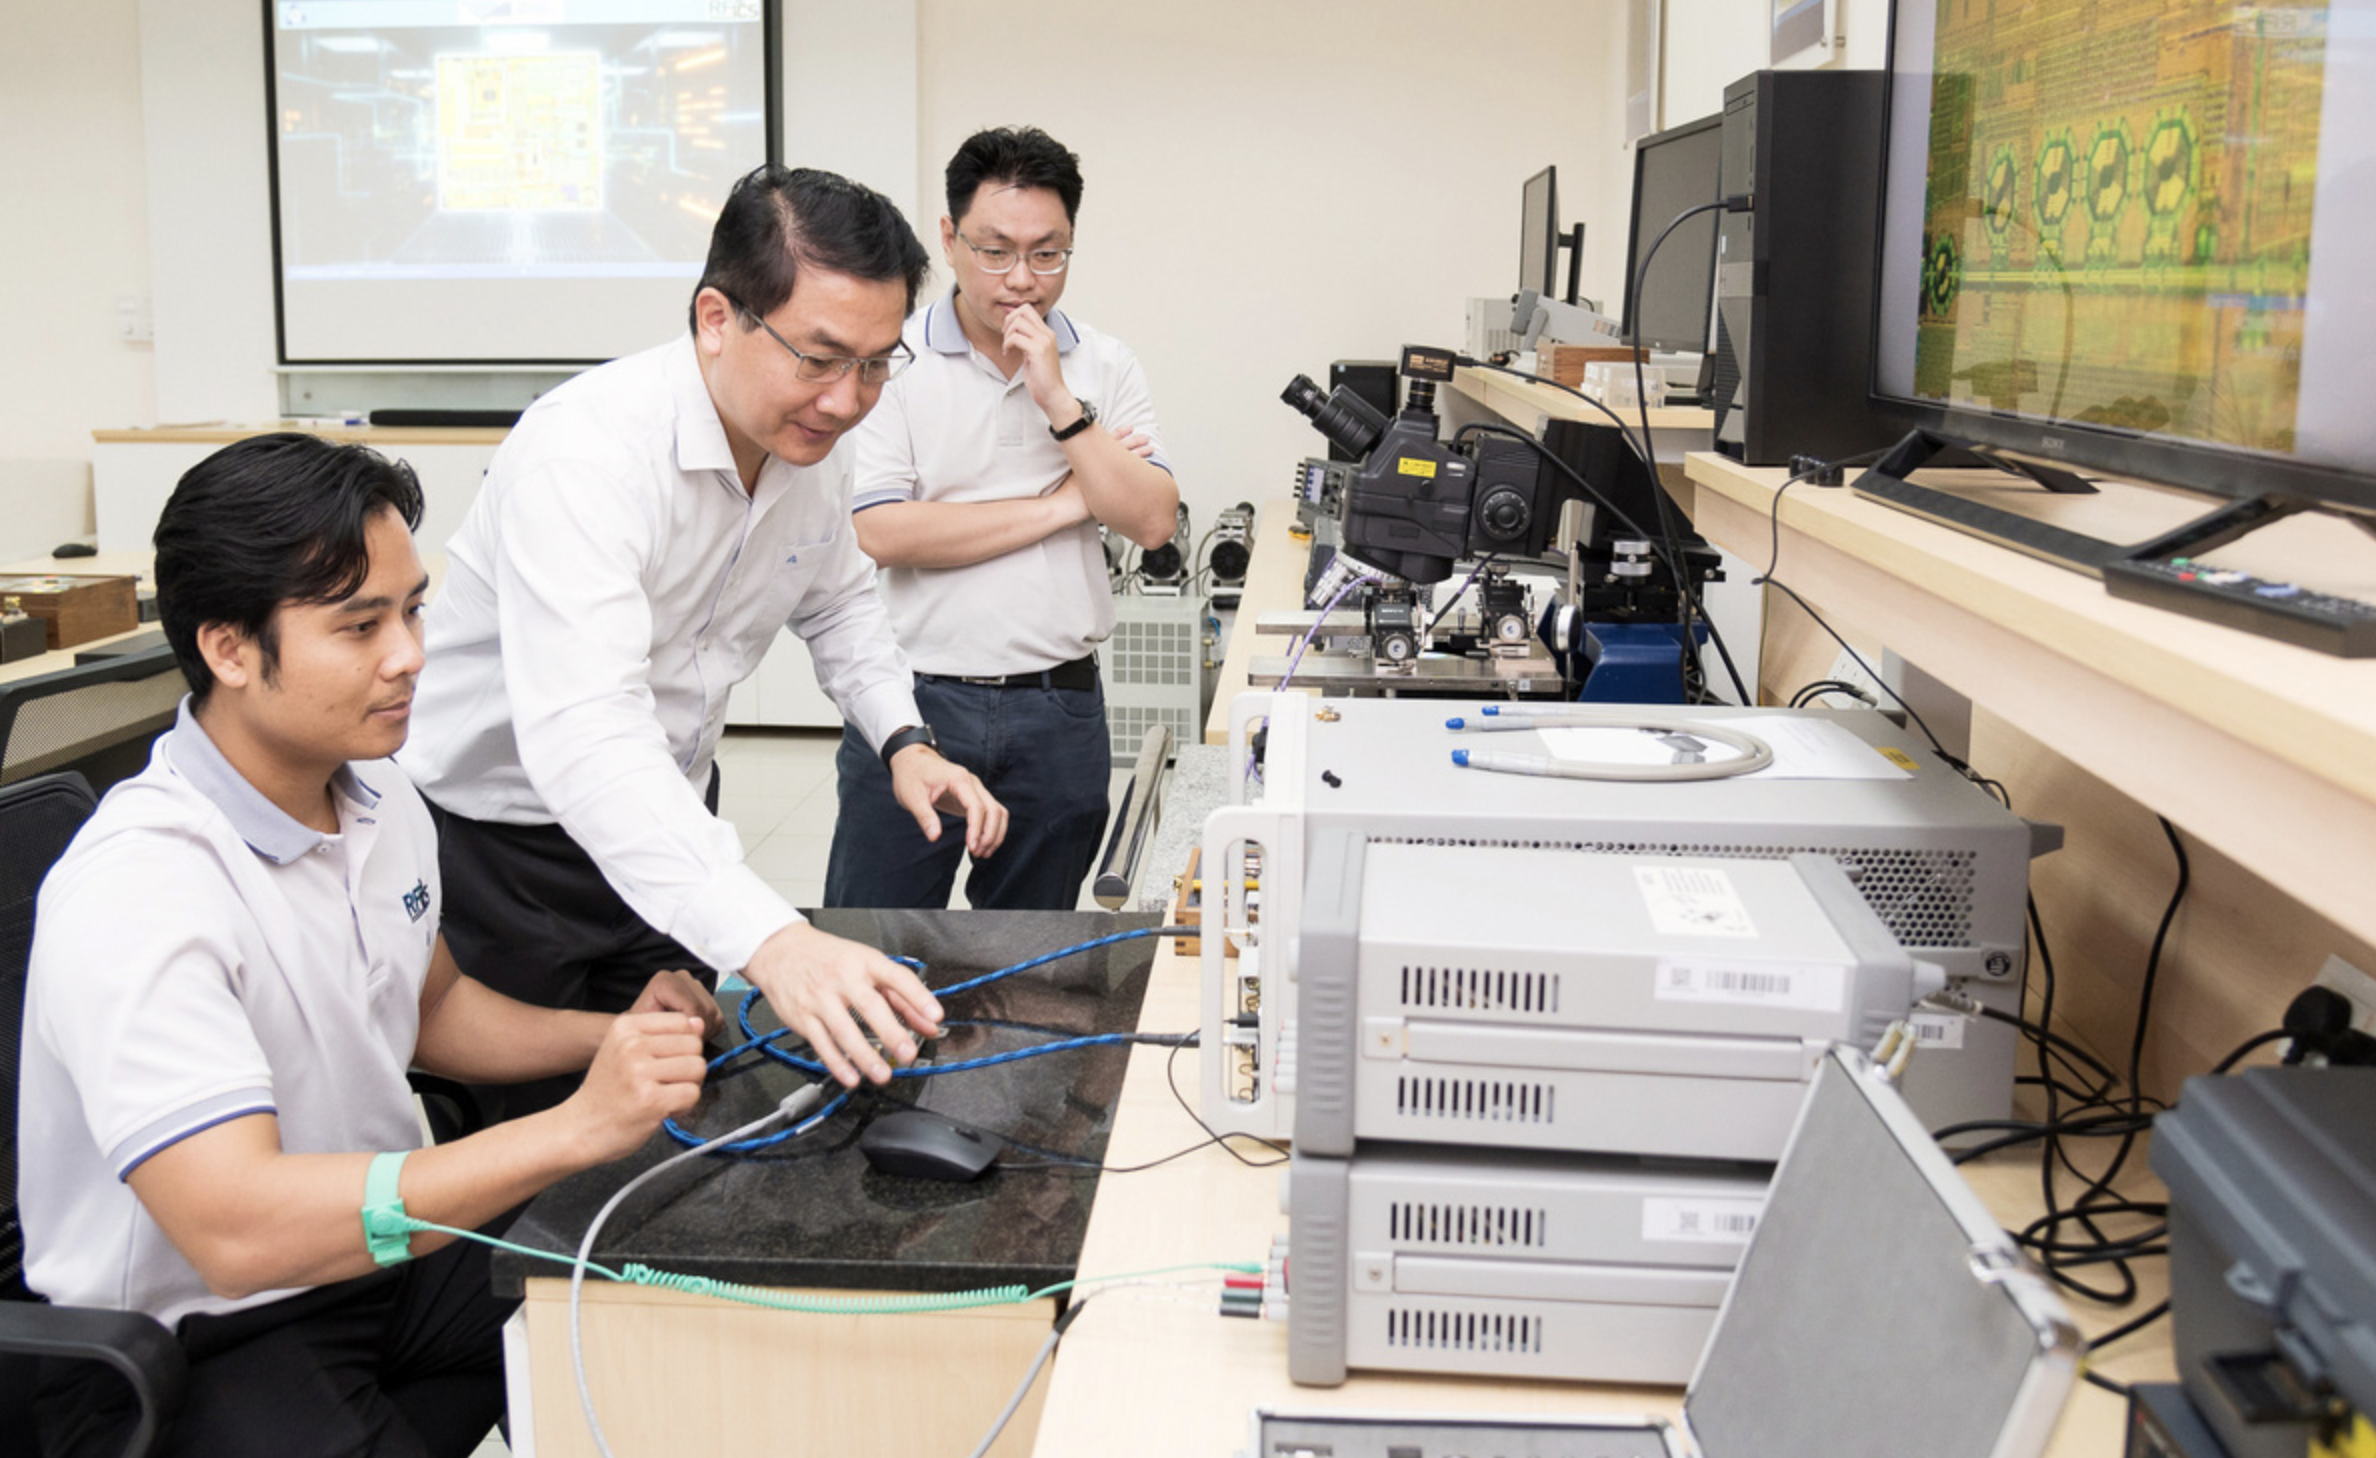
[{"x1": 824, "y1": 675, "x2": 1113, "y2": 910}]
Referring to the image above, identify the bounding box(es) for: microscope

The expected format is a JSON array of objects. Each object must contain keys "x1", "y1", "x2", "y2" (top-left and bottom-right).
[{"x1": 1277, "y1": 345, "x2": 1720, "y2": 696}]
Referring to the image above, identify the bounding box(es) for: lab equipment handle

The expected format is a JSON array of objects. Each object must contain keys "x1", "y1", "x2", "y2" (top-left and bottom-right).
[{"x1": 1093, "y1": 724, "x2": 1172, "y2": 909}]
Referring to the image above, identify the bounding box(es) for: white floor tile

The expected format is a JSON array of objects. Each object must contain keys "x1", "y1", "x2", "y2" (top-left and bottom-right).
[{"x1": 742, "y1": 832, "x2": 834, "y2": 882}]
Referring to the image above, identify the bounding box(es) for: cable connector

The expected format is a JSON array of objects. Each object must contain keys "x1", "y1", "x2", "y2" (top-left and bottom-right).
[
  {"x1": 1920, "y1": 986, "x2": 1985, "y2": 1019},
  {"x1": 1789, "y1": 453, "x2": 1845, "y2": 487},
  {"x1": 1723, "y1": 192, "x2": 1755, "y2": 213}
]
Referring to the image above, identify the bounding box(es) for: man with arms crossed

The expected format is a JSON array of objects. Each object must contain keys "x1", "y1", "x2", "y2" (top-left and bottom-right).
[
  {"x1": 829, "y1": 126, "x2": 1180, "y2": 911},
  {"x1": 405, "y1": 166, "x2": 1006, "y2": 1107},
  {"x1": 20, "y1": 434, "x2": 723, "y2": 1457}
]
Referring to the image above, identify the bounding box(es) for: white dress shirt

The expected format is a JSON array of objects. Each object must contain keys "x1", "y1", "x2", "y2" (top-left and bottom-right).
[
  {"x1": 849, "y1": 289, "x2": 1171, "y2": 676},
  {"x1": 19, "y1": 702, "x2": 435, "y2": 1328},
  {"x1": 404, "y1": 337, "x2": 922, "y2": 975}
]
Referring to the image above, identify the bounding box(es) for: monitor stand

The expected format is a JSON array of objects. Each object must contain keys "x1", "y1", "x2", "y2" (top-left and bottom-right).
[{"x1": 1852, "y1": 428, "x2": 2119, "y2": 573}]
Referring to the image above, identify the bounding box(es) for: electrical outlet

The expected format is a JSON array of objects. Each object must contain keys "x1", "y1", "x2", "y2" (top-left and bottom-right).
[
  {"x1": 1823, "y1": 647, "x2": 1887, "y2": 705},
  {"x1": 2313, "y1": 955, "x2": 2376, "y2": 1035},
  {"x1": 114, "y1": 292, "x2": 153, "y2": 344}
]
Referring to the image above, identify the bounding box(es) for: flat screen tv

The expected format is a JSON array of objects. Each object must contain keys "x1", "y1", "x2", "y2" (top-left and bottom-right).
[{"x1": 1866, "y1": 0, "x2": 2376, "y2": 523}]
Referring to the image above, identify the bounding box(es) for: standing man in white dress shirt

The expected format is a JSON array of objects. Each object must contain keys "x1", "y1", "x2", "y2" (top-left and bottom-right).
[
  {"x1": 827, "y1": 126, "x2": 1180, "y2": 911},
  {"x1": 404, "y1": 166, "x2": 1006, "y2": 1112}
]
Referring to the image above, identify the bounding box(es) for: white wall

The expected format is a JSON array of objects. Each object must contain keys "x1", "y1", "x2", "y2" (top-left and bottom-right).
[
  {"x1": 0, "y1": 0, "x2": 155, "y2": 560},
  {"x1": 780, "y1": 1, "x2": 923, "y2": 227},
  {"x1": 913, "y1": 0, "x2": 1626, "y2": 529},
  {"x1": 14, "y1": 0, "x2": 1651, "y2": 552},
  {"x1": 1660, "y1": 0, "x2": 1889, "y2": 125},
  {"x1": 138, "y1": 0, "x2": 280, "y2": 430}
]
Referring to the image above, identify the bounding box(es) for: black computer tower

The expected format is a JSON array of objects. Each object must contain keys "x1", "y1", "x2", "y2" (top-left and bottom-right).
[{"x1": 1709, "y1": 70, "x2": 1905, "y2": 466}]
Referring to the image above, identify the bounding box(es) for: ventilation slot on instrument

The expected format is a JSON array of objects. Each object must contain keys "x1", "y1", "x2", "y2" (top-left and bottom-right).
[
  {"x1": 1395, "y1": 1077, "x2": 1556, "y2": 1124},
  {"x1": 1397, "y1": 964, "x2": 1560, "y2": 1015},
  {"x1": 1387, "y1": 1201, "x2": 1548, "y2": 1249},
  {"x1": 1385, "y1": 1307, "x2": 1543, "y2": 1354}
]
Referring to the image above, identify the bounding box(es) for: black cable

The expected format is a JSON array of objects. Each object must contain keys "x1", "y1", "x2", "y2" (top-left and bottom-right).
[
  {"x1": 2057, "y1": 822, "x2": 2189, "y2": 1228},
  {"x1": 2088, "y1": 1298, "x2": 2170, "y2": 1354},
  {"x1": 2017, "y1": 1071, "x2": 2121, "y2": 1105},
  {"x1": 2211, "y1": 1028, "x2": 2290, "y2": 1073},
  {"x1": 1995, "y1": 822, "x2": 2191, "y2": 1307},
  {"x1": 1451, "y1": 421, "x2": 1668, "y2": 545},
  {"x1": 1788, "y1": 678, "x2": 1873, "y2": 708},
  {"x1": 1759, "y1": 447, "x2": 1888, "y2": 581},
  {"x1": 1463, "y1": 357, "x2": 1659, "y2": 482},
  {"x1": 1943, "y1": 1112, "x2": 2157, "y2": 1166},
  {"x1": 1628, "y1": 199, "x2": 1743, "y2": 705},
  {"x1": 1451, "y1": 418, "x2": 1751, "y2": 706},
  {"x1": 1978, "y1": 1007, "x2": 2122, "y2": 1099},
  {"x1": 1756, "y1": 575, "x2": 1957, "y2": 760},
  {"x1": 1162, "y1": 1038, "x2": 1286, "y2": 1169},
  {"x1": 1432, "y1": 553, "x2": 1498, "y2": 625},
  {"x1": 2125, "y1": 818, "x2": 2191, "y2": 1100},
  {"x1": 1453, "y1": 360, "x2": 1720, "y2": 703}
]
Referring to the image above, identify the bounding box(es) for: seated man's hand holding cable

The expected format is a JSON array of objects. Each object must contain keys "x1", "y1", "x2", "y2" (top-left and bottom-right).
[
  {"x1": 562, "y1": 1007, "x2": 712, "y2": 1166},
  {"x1": 625, "y1": 966, "x2": 726, "y2": 1043}
]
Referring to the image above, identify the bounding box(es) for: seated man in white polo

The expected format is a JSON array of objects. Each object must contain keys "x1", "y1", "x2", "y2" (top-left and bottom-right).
[{"x1": 18, "y1": 433, "x2": 722, "y2": 1458}]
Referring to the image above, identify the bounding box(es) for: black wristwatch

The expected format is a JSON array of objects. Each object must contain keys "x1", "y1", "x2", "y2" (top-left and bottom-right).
[
  {"x1": 1049, "y1": 397, "x2": 1097, "y2": 442},
  {"x1": 879, "y1": 724, "x2": 937, "y2": 767}
]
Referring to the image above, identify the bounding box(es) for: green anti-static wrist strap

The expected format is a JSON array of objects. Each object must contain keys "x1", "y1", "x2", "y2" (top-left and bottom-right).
[{"x1": 361, "y1": 1150, "x2": 415, "y2": 1267}]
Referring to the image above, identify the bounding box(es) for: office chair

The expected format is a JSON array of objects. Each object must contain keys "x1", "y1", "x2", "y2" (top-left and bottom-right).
[
  {"x1": 0, "y1": 644, "x2": 183, "y2": 794},
  {"x1": 0, "y1": 771, "x2": 187, "y2": 1457}
]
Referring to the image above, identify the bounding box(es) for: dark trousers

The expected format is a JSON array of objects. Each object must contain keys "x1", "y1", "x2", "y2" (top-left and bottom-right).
[
  {"x1": 35, "y1": 1229, "x2": 513, "y2": 1458},
  {"x1": 824, "y1": 675, "x2": 1112, "y2": 911},
  {"x1": 427, "y1": 766, "x2": 719, "y2": 1123}
]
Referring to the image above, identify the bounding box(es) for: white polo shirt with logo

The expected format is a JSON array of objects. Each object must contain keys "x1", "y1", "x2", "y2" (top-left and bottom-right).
[
  {"x1": 18, "y1": 700, "x2": 438, "y2": 1328},
  {"x1": 849, "y1": 288, "x2": 1173, "y2": 676}
]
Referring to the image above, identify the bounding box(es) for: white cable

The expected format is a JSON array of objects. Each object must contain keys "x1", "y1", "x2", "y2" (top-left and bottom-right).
[
  {"x1": 962, "y1": 1293, "x2": 1084, "y2": 1458},
  {"x1": 961, "y1": 1274, "x2": 1224, "y2": 1458},
  {"x1": 1446, "y1": 710, "x2": 1773, "y2": 782},
  {"x1": 571, "y1": 1084, "x2": 825, "y2": 1458}
]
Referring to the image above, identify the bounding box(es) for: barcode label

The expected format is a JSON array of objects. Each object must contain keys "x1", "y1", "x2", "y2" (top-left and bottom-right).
[
  {"x1": 1635, "y1": 865, "x2": 1757, "y2": 938},
  {"x1": 1908, "y1": 1011, "x2": 1966, "y2": 1049},
  {"x1": 1655, "y1": 960, "x2": 1845, "y2": 1013},
  {"x1": 1644, "y1": 1196, "x2": 1764, "y2": 1245}
]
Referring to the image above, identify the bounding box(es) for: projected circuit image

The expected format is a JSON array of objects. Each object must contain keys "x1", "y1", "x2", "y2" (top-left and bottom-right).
[{"x1": 270, "y1": 1, "x2": 772, "y2": 362}]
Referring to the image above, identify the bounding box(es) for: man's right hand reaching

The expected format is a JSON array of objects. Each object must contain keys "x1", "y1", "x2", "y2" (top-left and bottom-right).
[{"x1": 743, "y1": 921, "x2": 946, "y2": 1086}]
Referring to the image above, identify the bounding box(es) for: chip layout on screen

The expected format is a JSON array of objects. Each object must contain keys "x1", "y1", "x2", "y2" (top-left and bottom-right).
[
  {"x1": 1913, "y1": 0, "x2": 2327, "y2": 457},
  {"x1": 436, "y1": 53, "x2": 602, "y2": 212}
]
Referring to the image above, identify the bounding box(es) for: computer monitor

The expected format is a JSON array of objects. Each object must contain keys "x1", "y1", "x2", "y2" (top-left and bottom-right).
[
  {"x1": 1866, "y1": 0, "x2": 2376, "y2": 526},
  {"x1": 1519, "y1": 166, "x2": 1585, "y2": 307},
  {"x1": 1622, "y1": 114, "x2": 1724, "y2": 353},
  {"x1": 1519, "y1": 166, "x2": 1559, "y2": 300}
]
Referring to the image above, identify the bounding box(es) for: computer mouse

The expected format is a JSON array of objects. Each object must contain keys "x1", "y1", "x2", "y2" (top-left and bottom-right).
[
  {"x1": 858, "y1": 1110, "x2": 1002, "y2": 1182},
  {"x1": 52, "y1": 542, "x2": 96, "y2": 558}
]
